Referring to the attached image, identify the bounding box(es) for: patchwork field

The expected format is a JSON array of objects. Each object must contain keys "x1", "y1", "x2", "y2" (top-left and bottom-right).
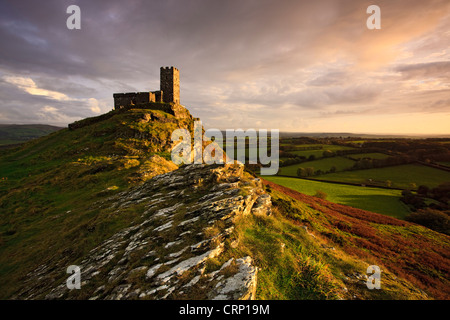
[
  {"x1": 350, "y1": 153, "x2": 390, "y2": 160},
  {"x1": 279, "y1": 157, "x2": 355, "y2": 176},
  {"x1": 314, "y1": 164, "x2": 450, "y2": 189},
  {"x1": 288, "y1": 144, "x2": 355, "y2": 159},
  {"x1": 261, "y1": 175, "x2": 410, "y2": 219}
]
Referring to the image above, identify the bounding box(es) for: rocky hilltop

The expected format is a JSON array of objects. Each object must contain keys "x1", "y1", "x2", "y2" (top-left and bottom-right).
[{"x1": 13, "y1": 163, "x2": 270, "y2": 300}]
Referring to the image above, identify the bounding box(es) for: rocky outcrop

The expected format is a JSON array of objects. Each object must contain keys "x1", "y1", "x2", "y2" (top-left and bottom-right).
[
  {"x1": 15, "y1": 163, "x2": 268, "y2": 300},
  {"x1": 207, "y1": 256, "x2": 258, "y2": 300},
  {"x1": 251, "y1": 194, "x2": 272, "y2": 216}
]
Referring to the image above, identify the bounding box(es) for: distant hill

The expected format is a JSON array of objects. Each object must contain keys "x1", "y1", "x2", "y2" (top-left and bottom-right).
[
  {"x1": 217, "y1": 130, "x2": 450, "y2": 139},
  {"x1": 279, "y1": 132, "x2": 450, "y2": 139},
  {"x1": 0, "y1": 124, "x2": 63, "y2": 146}
]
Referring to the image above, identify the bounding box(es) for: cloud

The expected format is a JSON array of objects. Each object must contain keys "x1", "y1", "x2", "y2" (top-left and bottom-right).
[
  {"x1": 41, "y1": 105, "x2": 58, "y2": 113},
  {"x1": 3, "y1": 75, "x2": 70, "y2": 101},
  {"x1": 395, "y1": 61, "x2": 450, "y2": 79},
  {"x1": 36, "y1": 104, "x2": 79, "y2": 123},
  {"x1": 0, "y1": 0, "x2": 449, "y2": 133},
  {"x1": 307, "y1": 71, "x2": 349, "y2": 87},
  {"x1": 87, "y1": 98, "x2": 101, "y2": 113},
  {"x1": 0, "y1": 73, "x2": 112, "y2": 124}
]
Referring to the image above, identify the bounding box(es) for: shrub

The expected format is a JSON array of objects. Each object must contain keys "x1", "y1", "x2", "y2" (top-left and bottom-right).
[
  {"x1": 323, "y1": 150, "x2": 334, "y2": 158},
  {"x1": 305, "y1": 167, "x2": 315, "y2": 176},
  {"x1": 408, "y1": 182, "x2": 417, "y2": 190},
  {"x1": 297, "y1": 167, "x2": 307, "y2": 177},
  {"x1": 314, "y1": 190, "x2": 327, "y2": 200},
  {"x1": 406, "y1": 208, "x2": 450, "y2": 235},
  {"x1": 401, "y1": 189, "x2": 425, "y2": 210},
  {"x1": 431, "y1": 182, "x2": 450, "y2": 203},
  {"x1": 417, "y1": 185, "x2": 429, "y2": 196}
]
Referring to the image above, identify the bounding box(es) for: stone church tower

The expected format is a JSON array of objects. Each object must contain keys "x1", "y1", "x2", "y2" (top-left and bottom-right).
[
  {"x1": 160, "y1": 66, "x2": 180, "y2": 104},
  {"x1": 113, "y1": 66, "x2": 182, "y2": 110}
]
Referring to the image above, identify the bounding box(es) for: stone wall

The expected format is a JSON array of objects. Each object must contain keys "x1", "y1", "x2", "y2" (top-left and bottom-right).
[
  {"x1": 113, "y1": 91, "x2": 166, "y2": 110},
  {"x1": 113, "y1": 93, "x2": 136, "y2": 109},
  {"x1": 136, "y1": 92, "x2": 151, "y2": 105},
  {"x1": 153, "y1": 90, "x2": 163, "y2": 103}
]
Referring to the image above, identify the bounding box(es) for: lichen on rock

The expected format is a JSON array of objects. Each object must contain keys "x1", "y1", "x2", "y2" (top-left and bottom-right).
[{"x1": 16, "y1": 163, "x2": 270, "y2": 300}]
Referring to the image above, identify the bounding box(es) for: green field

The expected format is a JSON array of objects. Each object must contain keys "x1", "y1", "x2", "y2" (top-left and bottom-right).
[
  {"x1": 279, "y1": 143, "x2": 323, "y2": 147},
  {"x1": 261, "y1": 176, "x2": 410, "y2": 219},
  {"x1": 437, "y1": 162, "x2": 450, "y2": 167},
  {"x1": 290, "y1": 149, "x2": 329, "y2": 158},
  {"x1": 285, "y1": 144, "x2": 355, "y2": 159},
  {"x1": 351, "y1": 153, "x2": 389, "y2": 160},
  {"x1": 281, "y1": 143, "x2": 353, "y2": 150},
  {"x1": 315, "y1": 164, "x2": 450, "y2": 189},
  {"x1": 279, "y1": 156, "x2": 355, "y2": 176}
]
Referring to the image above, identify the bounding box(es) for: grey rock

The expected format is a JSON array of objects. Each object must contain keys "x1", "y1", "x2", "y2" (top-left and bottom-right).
[
  {"x1": 208, "y1": 256, "x2": 258, "y2": 300},
  {"x1": 17, "y1": 163, "x2": 267, "y2": 301}
]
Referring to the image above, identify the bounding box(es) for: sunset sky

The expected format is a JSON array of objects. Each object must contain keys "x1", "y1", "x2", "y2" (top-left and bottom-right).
[{"x1": 0, "y1": 0, "x2": 449, "y2": 135}]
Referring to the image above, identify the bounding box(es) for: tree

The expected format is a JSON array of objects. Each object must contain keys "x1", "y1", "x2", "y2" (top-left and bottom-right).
[
  {"x1": 401, "y1": 189, "x2": 425, "y2": 210},
  {"x1": 431, "y1": 182, "x2": 450, "y2": 203},
  {"x1": 305, "y1": 167, "x2": 315, "y2": 176},
  {"x1": 409, "y1": 182, "x2": 417, "y2": 190},
  {"x1": 297, "y1": 167, "x2": 307, "y2": 177},
  {"x1": 323, "y1": 150, "x2": 334, "y2": 158},
  {"x1": 417, "y1": 185, "x2": 429, "y2": 196},
  {"x1": 406, "y1": 208, "x2": 450, "y2": 235},
  {"x1": 361, "y1": 158, "x2": 373, "y2": 169}
]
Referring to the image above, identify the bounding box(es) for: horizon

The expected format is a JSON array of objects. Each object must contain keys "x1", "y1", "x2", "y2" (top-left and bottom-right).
[
  {"x1": 0, "y1": 0, "x2": 449, "y2": 134},
  {"x1": 1, "y1": 122, "x2": 450, "y2": 138}
]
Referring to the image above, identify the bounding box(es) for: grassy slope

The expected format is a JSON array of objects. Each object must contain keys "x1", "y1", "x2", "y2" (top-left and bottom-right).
[
  {"x1": 315, "y1": 164, "x2": 450, "y2": 189},
  {"x1": 0, "y1": 108, "x2": 192, "y2": 298},
  {"x1": 258, "y1": 179, "x2": 450, "y2": 299},
  {"x1": 261, "y1": 176, "x2": 409, "y2": 219}
]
